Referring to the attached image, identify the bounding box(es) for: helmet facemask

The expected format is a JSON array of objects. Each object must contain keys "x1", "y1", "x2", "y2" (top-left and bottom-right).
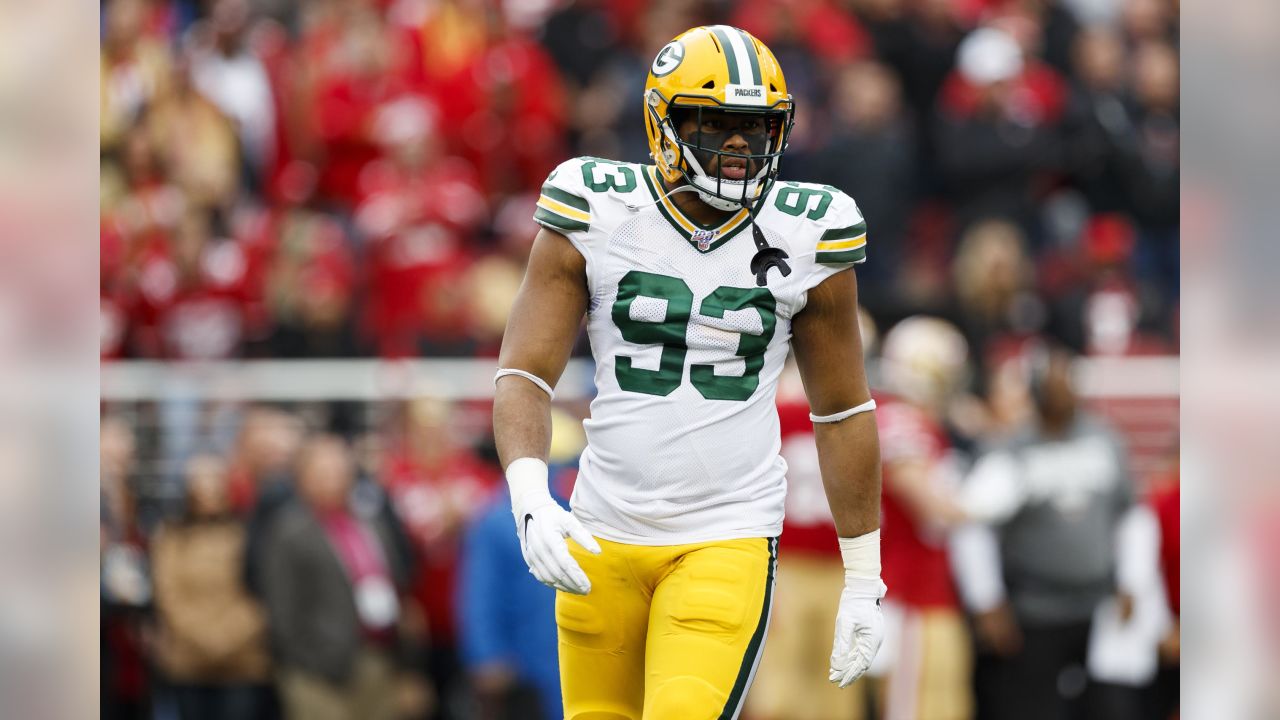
[{"x1": 650, "y1": 94, "x2": 794, "y2": 213}]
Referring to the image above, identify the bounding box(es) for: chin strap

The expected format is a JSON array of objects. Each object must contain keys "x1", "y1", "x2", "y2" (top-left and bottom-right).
[{"x1": 745, "y1": 195, "x2": 791, "y2": 287}]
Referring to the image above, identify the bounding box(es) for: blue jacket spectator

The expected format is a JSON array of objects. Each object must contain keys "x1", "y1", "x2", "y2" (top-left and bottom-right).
[{"x1": 458, "y1": 477, "x2": 571, "y2": 720}]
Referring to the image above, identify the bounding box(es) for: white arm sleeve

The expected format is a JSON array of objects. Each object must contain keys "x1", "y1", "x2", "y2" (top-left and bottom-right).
[
  {"x1": 950, "y1": 523, "x2": 1006, "y2": 612},
  {"x1": 1114, "y1": 504, "x2": 1161, "y2": 596},
  {"x1": 958, "y1": 451, "x2": 1024, "y2": 525}
]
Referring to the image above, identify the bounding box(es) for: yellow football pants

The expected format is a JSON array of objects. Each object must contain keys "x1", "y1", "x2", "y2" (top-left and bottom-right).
[{"x1": 557, "y1": 536, "x2": 777, "y2": 720}]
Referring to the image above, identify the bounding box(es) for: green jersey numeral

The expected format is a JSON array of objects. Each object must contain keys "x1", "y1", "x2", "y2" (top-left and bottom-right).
[
  {"x1": 774, "y1": 185, "x2": 832, "y2": 220},
  {"x1": 690, "y1": 286, "x2": 776, "y2": 401},
  {"x1": 611, "y1": 272, "x2": 777, "y2": 401},
  {"x1": 612, "y1": 271, "x2": 692, "y2": 396},
  {"x1": 581, "y1": 159, "x2": 638, "y2": 194}
]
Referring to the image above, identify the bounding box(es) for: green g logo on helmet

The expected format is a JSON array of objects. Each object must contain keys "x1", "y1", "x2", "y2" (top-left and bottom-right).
[{"x1": 651, "y1": 41, "x2": 685, "y2": 77}]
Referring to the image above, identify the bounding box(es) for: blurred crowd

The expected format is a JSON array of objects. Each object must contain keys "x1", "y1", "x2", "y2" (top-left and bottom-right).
[
  {"x1": 102, "y1": 397, "x2": 514, "y2": 720},
  {"x1": 101, "y1": 319, "x2": 1179, "y2": 720},
  {"x1": 101, "y1": 0, "x2": 1179, "y2": 370}
]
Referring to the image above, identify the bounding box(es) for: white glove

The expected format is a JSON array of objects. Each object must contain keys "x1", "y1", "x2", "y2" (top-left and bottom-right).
[
  {"x1": 506, "y1": 458, "x2": 602, "y2": 595},
  {"x1": 829, "y1": 531, "x2": 887, "y2": 687}
]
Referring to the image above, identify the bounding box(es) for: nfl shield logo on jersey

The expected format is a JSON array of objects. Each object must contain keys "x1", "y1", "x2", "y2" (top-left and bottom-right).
[{"x1": 692, "y1": 229, "x2": 716, "y2": 251}]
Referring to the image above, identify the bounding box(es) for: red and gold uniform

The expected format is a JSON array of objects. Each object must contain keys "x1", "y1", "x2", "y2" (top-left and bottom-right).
[{"x1": 877, "y1": 395, "x2": 973, "y2": 720}]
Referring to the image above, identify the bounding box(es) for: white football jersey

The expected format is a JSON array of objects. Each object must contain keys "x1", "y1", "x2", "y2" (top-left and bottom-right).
[{"x1": 534, "y1": 156, "x2": 868, "y2": 545}]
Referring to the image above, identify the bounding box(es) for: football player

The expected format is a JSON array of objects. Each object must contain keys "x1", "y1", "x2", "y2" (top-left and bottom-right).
[
  {"x1": 493, "y1": 25, "x2": 884, "y2": 719},
  {"x1": 875, "y1": 317, "x2": 975, "y2": 720}
]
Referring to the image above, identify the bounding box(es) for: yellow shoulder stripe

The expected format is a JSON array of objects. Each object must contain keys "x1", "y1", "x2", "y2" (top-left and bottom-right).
[
  {"x1": 815, "y1": 235, "x2": 867, "y2": 252},
  {"x1": 537, "y1": 195, "x2": 591, "y2": 223}
]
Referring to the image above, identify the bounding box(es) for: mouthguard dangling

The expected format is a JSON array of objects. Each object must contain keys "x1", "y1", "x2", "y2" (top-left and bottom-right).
[{"x1": 747, "y1": 208, "x2": 791, "y2": 287}]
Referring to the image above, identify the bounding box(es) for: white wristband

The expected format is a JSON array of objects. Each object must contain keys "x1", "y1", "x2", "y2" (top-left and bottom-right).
[
  {"x1": 839, "y1": 529, "x2": 882, "y2": 579},
  {"x1": 495, "y1": 368, "x2": 555, "y2": 399},
  {"x1": 810, "y1": 399, "x2": 876, "y2": 424},
  {"x1": 505, "y1": 457, "x2": 550, "y2": 502}
]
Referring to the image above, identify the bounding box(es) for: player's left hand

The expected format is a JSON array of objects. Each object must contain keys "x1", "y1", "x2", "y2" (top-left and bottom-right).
[{"x1": 829, "y1": 576, "x2": 887, "y2": 687}]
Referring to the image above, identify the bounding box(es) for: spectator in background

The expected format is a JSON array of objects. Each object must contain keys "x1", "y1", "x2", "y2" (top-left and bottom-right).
[
  {"x1": 1063, "y1": 25, "x2": 1132, "y2": 215},
  {"x1": 950, "y1": 218, "x2": 1046, "y2": 371},
  {"x1": 814, "y1": 61, "x2": 916, "y2": 299},
  {"x1": 874, "y1": 317, "x2": 976, "y2": 720},
  {"x1": 1120, "y1": 0, "x2": 1177, "y2": 44},
  {"x1": 935, "y1": 26, "x2": 1065, "y2": 235},
  {"x1": 186, "y1": 0, "x2": 277, "y2": 185},
  {"x1": 461, "y1": 254, "x2": 525, "y2": 357},
  {"x1": 257, "y1": 201, "x2": 359, "y2": 358},
  {"x1": 539, "y1": 0, "x2": 621, "y2": 92},
  {"x1": 133, "y1": 208, "x2": 254, "y2": 361},
  {"x1": 1043, "y1": 214, "x2": 1175, "y2": 356},
  {"x1": 353, "y1": 96, "x2": 490, "y2": 357},
  {"x1": 300, "y1": 0, "x2": 425, "y2": 210},
  {"x1": 101, "y1": 0, "x2": 174, "y2": 154},
  {"x1": 234, "y1": 404, "x2": 303, "y2": 597},
  {"x1": 147, "y1": 58, "x2": 243, "y2": 213},
  {"x1": 457, "y1": 408, "x2": 586, "y2": 720},
  {"x1": 462, "y1": 7, "x2": 569, "y2": 196},
  {"x1": 102, "y1": 416, "x2": 152, "y2": 720},
  {"x1": 1004, "y1": 0, "x2": 1083, "y2": 78},
  {"x1": 152, "y1": 454, "x2": 273, "y2": 720},
  {"x1": 382, "y1": 398, "x2": 501, "y2": 714},
  {"x1": 1123, "y1": 39, "x2": 1179, "y2": 299},
  {"x1": 953, "y1": 346, "x2": 1138, "y2": 720},
  {"x1": 857, "y1": 0, "x2": 966, "y2": 157},
  {"x1": 260, "y1": 434, "x2": 412, "y2": 720}
]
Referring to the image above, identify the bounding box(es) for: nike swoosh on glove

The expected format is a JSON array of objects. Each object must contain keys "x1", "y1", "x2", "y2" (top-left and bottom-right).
[
  {"x1": 829, "y1": 576, "x2": 887, "y2": 687},
  {"x1": 512, "y1": 489, "x2": 602, "y2": 595}
]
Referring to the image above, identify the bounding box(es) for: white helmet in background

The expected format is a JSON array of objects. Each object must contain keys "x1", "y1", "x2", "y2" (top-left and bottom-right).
[
  {"x1": 881, "y1": 316, "x2": 969, "y2": 412},
  {"x1": 857, "y1": 305, "x2": 879, "y2": 360}
]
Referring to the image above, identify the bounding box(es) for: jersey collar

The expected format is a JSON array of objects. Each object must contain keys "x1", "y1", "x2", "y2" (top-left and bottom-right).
[{"x1": 642, "y1": 166, "x2": 753, "y2": 253}]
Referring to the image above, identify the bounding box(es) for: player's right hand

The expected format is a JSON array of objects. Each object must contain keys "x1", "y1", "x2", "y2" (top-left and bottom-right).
[{"x1": 510, "y1": 487, "x2": 602, "y2": 594}]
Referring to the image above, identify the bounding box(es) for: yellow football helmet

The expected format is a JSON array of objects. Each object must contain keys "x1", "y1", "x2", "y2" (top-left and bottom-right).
[{"x1": 644, "y1": 26, "x2": 795, "y2": 212}]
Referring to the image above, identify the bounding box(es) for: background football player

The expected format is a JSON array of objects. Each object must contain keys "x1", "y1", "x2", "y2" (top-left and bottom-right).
[
  {"x1": 493, "y1": 25, "x2": 884, "y2": 719},
  {"x1": 875, "y1": 317, "x2": 975, "y2": 720}
]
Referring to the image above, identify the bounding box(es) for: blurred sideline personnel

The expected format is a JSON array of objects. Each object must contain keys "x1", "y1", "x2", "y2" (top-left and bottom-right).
[
  {"x1": 953, "y1": 346, "x2": 1139, "y2": 720},
  {"x1": 746, "y1": 306, "x2": 879, "y2": 720},
  {"x1": 873, "y1": 317, "x2": 975, "y2": 720},
  {"x1": 152, "y1": 454, "x2": 272, "y2": 720},
  {"x1": 260, "y1": 435, "x2": 411, "y2": 720},
  {"x1": 494, "y1": 25, "x2": 885, "y2": 720}
]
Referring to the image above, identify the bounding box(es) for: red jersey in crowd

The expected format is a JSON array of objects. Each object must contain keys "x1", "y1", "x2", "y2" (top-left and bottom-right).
[
  {"x1": 1149, "y1": 477, "x2": 1179, "y2": 616},
  {"x1": 130, "y1": 236, "x2": 257, "y2": 360},
  {"x1": 101, "y1": 220, "x2": 131, "y2": 360},
  {"x1": 300, "y1": 14, "x2": 428, "y2": 208},
  {"x1": 382, "y1": 446, "x2": 499, "y2": 643},
  {"x1": 358, "y1": 158, "x2": 487, "y2": 357},
  {"x1": 877, "y1": 394, "x2": 961, "y2": 609},
  {"x1": 938, "y1": 60, "x2": 1068, "y2": 126},
  {"x1": 776, "y1": 398, "x2": 841, "y2": 557}
]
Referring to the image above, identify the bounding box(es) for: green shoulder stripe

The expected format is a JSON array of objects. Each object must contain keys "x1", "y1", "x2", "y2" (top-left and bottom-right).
[
  {"x1": 820, "y1": 221, "x2": 867, "y2": 242},
  {"x1": 534, "y1": 206, "x2": 589, "y2": 233},
  {"x1": 541, "y1": 184, "x2": 589, "y2": 213},
  {"x1": 816, "y1": 247, "x2": 867, "y2": 265}
]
